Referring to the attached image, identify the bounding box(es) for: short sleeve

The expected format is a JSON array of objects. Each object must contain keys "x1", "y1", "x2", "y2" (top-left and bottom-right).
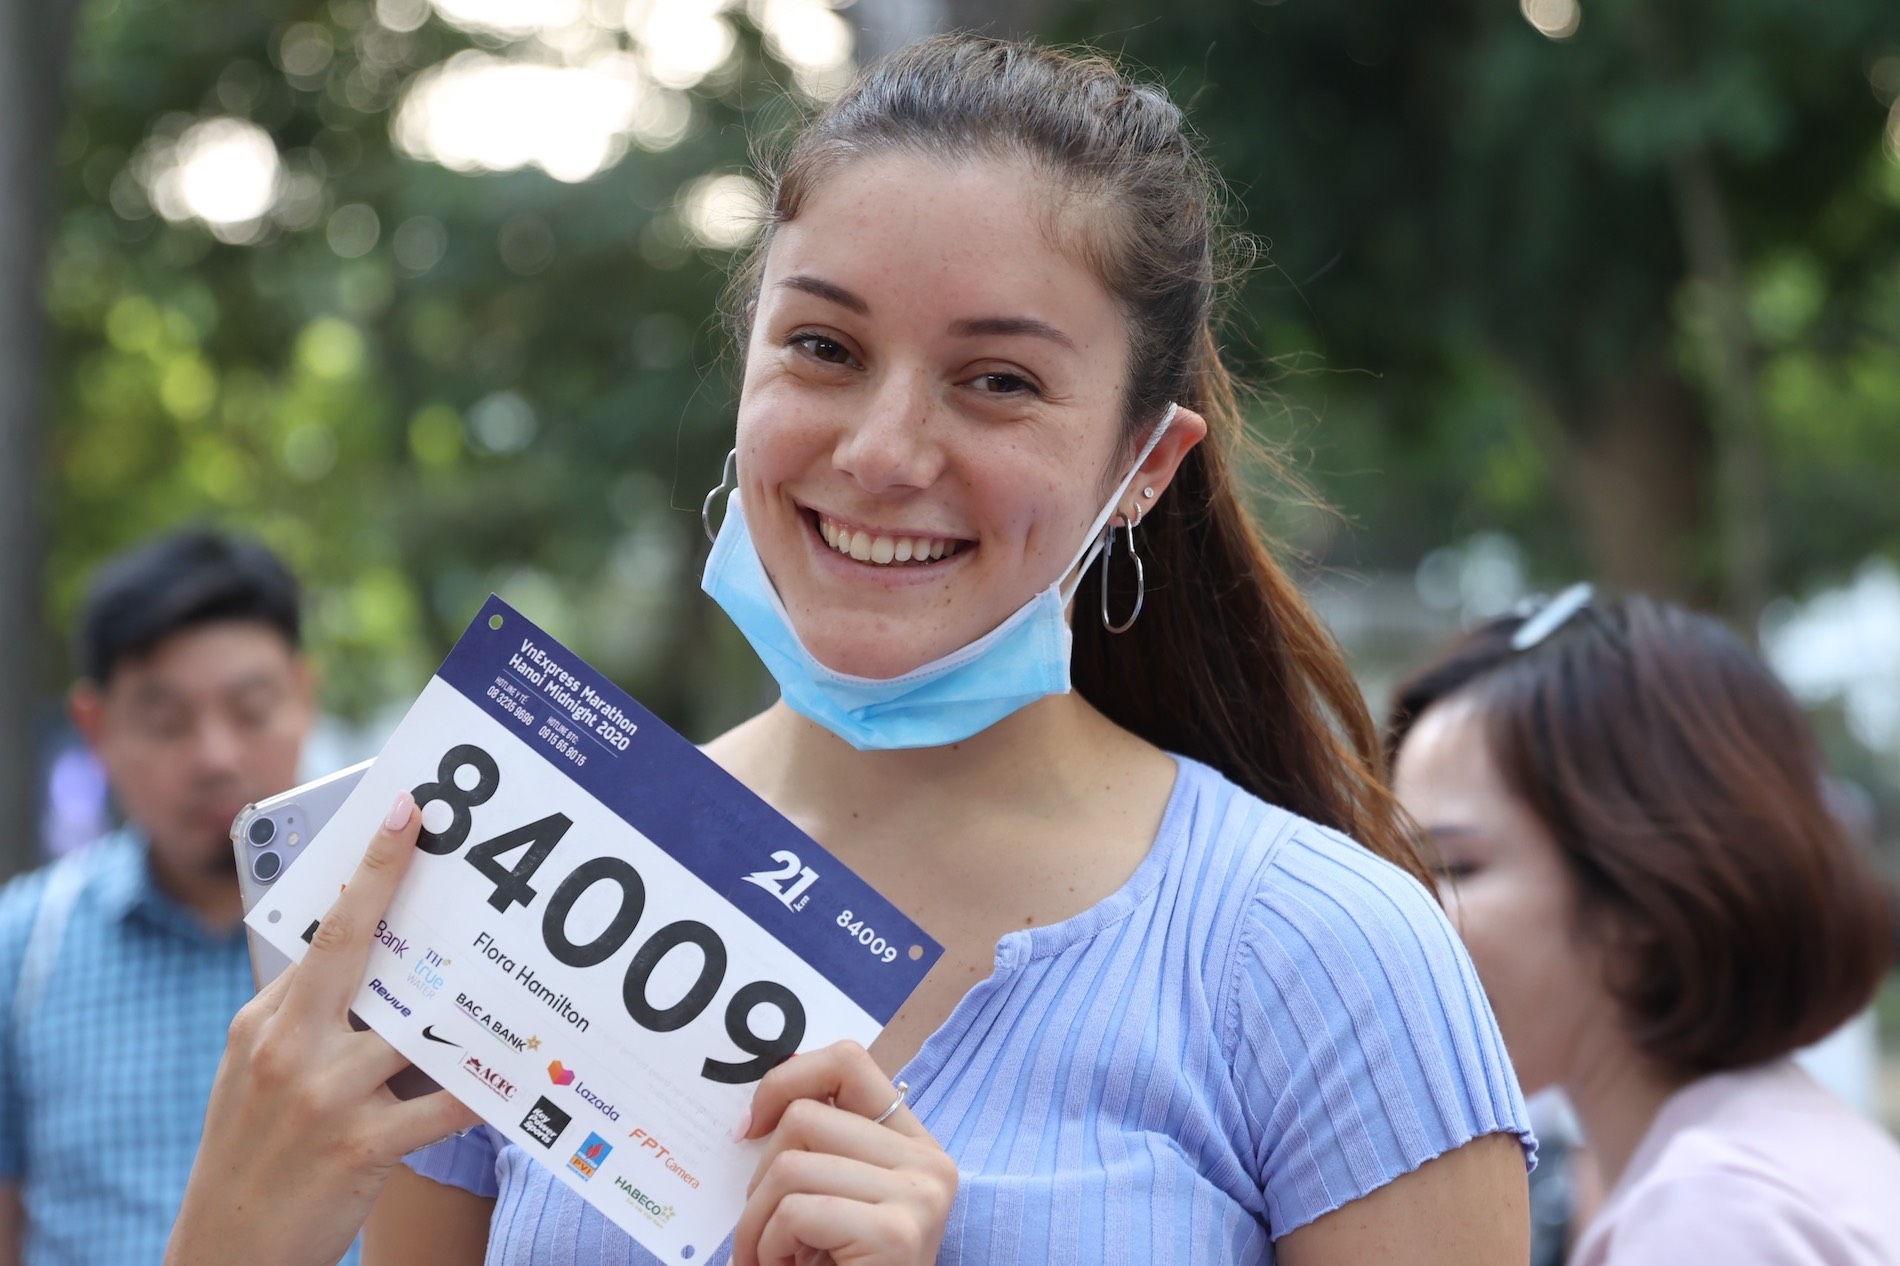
[
  {"x1": 1579, "y1": 1170, "x2": 1849, "y2": 1266},
  {"x1": 405, "y1": 1125, "x2": 504, "y2": 1199},
  {"x1": 0, "y1": 870, "x2": 51, "y2": 1181},
  {"x1": 1225, "y1": 827, "x2": 1533, "y2": 1237}
]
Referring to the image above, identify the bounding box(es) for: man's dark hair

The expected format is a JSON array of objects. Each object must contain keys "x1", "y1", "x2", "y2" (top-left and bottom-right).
[
  {"x1": 77, "y1": 530, "x2": 301, "y2": 684},
  {"x1": 1387, "y1": 595, "x2": 1894, "y2": 1075}
]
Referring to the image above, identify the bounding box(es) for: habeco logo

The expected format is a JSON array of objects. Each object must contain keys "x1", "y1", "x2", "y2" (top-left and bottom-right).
[{"x1": 614, "y1": 1176, "x2": 677, "y2": 1227}]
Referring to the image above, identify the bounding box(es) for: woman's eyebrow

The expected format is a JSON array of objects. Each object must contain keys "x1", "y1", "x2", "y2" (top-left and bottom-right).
[
  {"x1": 950, "y1": 316, "x2": 1076, "y2": 349},
  {"x1": 777, "y1": 274, "x2": 869, "y2": 314}
]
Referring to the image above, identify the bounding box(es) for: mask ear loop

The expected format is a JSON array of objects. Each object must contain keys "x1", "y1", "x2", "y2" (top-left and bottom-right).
[
  {"x1": 1100, "y1": 503, "x2": 1145, "y2": 634},
  {"x1": 703, "y1": 449, "x2": 738, "y2": 544}
]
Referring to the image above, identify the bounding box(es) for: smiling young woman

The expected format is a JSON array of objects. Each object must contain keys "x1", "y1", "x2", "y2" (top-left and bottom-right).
[{"x1": 166, "y1": 36, "x2": 1533, "y2": 1266}]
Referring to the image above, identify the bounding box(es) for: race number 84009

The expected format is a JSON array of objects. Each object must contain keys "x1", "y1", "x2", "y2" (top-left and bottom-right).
[{"x1": 411, "y1": 743, "x2": 806, "y2": 1084}]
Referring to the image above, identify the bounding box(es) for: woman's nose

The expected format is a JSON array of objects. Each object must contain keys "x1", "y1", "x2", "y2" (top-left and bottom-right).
[{"x1": 831, "y1": 370, "x2": 945, "y2": 496}]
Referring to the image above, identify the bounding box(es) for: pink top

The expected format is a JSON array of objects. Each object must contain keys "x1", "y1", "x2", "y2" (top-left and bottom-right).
[{"x1": 1573, "y1": 1060, "x2": 1900, "y2": 1266}]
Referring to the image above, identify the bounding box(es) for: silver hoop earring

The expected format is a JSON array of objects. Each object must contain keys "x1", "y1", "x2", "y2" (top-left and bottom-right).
[
  {"x1": 1099, "y1": 512, "x2": 1145, "y2": 634},
  {"x1": 702, "y1": 449, "x2": 738, "y2": 543}
]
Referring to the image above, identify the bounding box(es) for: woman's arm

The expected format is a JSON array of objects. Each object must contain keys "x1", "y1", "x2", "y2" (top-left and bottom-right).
[
  {"x1": 164, "y1": 793, "x2": 480, "y2": 1266},
  {"x1": 363, "y1": 1165, "x2": 494, "y2": 1266},
  {"x1": 1276, "y1": 1133, "x2": 1529, "y2": 1265}
]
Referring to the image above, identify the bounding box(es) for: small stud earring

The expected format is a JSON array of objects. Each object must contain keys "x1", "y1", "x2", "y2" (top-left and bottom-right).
[{"x1": 1142, "y1": 486, "x2": 1156, "y2": 499}]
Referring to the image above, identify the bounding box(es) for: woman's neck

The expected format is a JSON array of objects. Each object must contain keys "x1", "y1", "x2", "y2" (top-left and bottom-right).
[
  {"x1": 1562, "y1": 1034, "x2": 1692, "y2": 1194},
  {"x1": 706, "y1": 692, "x2": 1164, "y2": 870}
]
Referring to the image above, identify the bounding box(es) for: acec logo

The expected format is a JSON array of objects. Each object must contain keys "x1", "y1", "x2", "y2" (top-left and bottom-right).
[
  {"x1": 461, "y1": 1054, "x2": 518, "y2": 1103},
  {"x1": 548, "y1": 1060, "x2": 576, "y2": 1086}
]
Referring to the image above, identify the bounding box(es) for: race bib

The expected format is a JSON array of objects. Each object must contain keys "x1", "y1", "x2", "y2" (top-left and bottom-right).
[{"x1": 247, "y1": 596, "x2": 942, "y2": 1259}]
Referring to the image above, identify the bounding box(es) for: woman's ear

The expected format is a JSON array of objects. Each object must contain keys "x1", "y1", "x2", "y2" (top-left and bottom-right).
[{"x1": 1128, "y1": 405, "x2": 1208, "y2": 513}]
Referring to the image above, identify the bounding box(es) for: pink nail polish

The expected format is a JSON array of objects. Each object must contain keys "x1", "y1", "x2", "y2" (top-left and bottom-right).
[
  {"x1": 730, "y1": 1109, "x2": 752, "y2": 1143},
  {"x1": 383, "y1": 792, "x2": 414, "y2": 832}
]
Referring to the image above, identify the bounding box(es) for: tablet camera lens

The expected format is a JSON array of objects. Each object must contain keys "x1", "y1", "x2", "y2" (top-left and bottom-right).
[
  {"x1": 252, "y1": 851, "x2": 282, "y2": 883},
  {"x1": 247, "y1": 816, "x2": 277, "y2": 847}
]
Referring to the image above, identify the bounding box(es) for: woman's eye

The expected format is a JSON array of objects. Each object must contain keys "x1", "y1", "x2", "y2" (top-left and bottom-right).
[
  {"x1": 1433, "y1": 860, "x2": 1481, "y2": 883},
  {"x1": 789, "y1": 334, "x2": 854, "y2": 366},
  {"x1": 969, "y1": 371, "x2": 1037, "y2": 396}
]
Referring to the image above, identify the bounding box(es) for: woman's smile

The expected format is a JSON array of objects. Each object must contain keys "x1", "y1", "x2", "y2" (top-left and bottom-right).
[
  {"x1": 797, "y1": 504, "x2": 977, "y2": 589},
  {"x1": 809, "y1": 508, "x2": 972, "y2": 567}
]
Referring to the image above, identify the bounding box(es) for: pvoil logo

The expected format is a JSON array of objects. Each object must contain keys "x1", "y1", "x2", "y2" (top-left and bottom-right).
[
  {"x1": 567, "y1": 1132, "x2": 613, "y2": 1181},
  {"x1": 547, "y1": 1060, "x2": 575, "y2": 1086},
  {"x1": 521, "y1": 1096, "x2": 571, "y2": 1149}
]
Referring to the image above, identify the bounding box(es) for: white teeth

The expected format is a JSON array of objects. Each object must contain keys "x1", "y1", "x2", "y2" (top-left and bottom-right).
[{"x1": 817, "y1": 516, "x2": 961, "y2": 567}]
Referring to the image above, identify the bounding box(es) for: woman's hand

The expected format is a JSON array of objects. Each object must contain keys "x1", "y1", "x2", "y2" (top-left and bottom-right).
[
  {"x1": 166, "y1": 792, "x2": 481, "y2": 1266},
  {"x1": 731, "y1": 1041, "x2": 958, "y2": 1266}
]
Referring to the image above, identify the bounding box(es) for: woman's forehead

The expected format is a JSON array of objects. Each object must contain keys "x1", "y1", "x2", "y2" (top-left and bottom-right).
[{"x1": 759, "y1": 154, "x2": 1125, "y2": 343}]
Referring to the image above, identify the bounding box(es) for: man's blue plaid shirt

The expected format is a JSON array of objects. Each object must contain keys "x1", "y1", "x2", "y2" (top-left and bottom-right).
[{"x1": 0, "y1": 830, "x2": 358, "y2": 1265}]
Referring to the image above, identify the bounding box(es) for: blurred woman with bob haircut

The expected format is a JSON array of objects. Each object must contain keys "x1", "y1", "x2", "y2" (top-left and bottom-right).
[{"x1": 1389, "y1": 588, "x2": 1900, "y2": 1264}]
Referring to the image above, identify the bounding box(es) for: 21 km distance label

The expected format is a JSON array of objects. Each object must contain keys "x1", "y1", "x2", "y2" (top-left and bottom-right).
[{"x1": 248, "y1": 597, "x2": 943, "y2": 1259}]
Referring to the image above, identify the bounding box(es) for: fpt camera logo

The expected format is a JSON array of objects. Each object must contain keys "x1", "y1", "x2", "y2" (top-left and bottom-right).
[{"x1": 567, "y1": 1132, "x2": 613, "y2": 1181}]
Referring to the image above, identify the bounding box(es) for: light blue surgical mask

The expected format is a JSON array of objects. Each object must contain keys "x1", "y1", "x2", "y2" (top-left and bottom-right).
[{"x1": 701, "y1": 404, "x2": 1177, "y2": 750}]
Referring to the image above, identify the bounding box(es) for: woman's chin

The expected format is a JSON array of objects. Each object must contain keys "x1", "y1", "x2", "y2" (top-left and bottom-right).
[{"x1": 796, "y1": 628, "x2": 966, "y2": 681}]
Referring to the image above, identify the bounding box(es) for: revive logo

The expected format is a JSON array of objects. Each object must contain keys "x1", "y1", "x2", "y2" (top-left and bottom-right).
[
  {"x1": 567, "y1": 1132, "x2": 613, "y2": 1181},
  {"x1": 366, "y1": 978, "x2": 412, "y2": 1018}
]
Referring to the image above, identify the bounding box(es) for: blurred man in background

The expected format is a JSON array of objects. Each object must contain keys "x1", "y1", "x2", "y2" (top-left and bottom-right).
[{"x1": 0, "y1": 530, "x2": 315, "y2": 1265}]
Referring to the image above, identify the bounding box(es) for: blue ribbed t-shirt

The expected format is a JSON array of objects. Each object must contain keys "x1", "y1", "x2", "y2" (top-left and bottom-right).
[{"x1": 407, "y1": 757, "x2": 1533, "y2": 1263}]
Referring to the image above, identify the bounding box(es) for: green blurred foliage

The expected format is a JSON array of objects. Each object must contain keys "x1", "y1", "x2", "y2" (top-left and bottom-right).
[
  {"x1": 41, "y1": 0, "x2": 1900, "y2": 743},
  {"x1": 1050, "y1": 0, "x2": 1900, "y2": 598},
  {"x1": 45, "y1": 0, "x2": 803, "y2": 734}
]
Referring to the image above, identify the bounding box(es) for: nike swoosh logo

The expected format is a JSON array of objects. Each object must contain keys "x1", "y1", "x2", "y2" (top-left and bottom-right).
[{"x1": 422, "y1": 1025, "x2": 459, "y2": 1046}]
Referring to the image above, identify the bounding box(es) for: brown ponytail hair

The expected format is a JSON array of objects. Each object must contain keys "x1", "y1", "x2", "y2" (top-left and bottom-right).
[{"x1": 729, "y1": 36, "x2": 1429, "y2": 887}]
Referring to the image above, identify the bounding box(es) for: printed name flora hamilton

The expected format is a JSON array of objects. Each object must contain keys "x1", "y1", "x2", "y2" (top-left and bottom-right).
[{"x1": 472, "y1": 930, "x2": 592, "y2": 1033}]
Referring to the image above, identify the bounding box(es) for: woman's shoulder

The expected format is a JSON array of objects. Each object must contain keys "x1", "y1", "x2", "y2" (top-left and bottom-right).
[
  {"x1": 1579, "y1": 1063, "x2": 1900, "y2": 1264},
  {"x1": 1170, "y1": 760, "x2": 1533, "y2": 1234},
  {"x1": 1168, "y1": 757, "x2": 1450, "y2": 953}
]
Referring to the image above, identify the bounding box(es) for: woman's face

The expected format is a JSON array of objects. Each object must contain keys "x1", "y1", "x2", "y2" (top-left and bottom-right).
[
  {"x1": 734, "y1": 153, "x2": 1201, "y2": 679},
  {"x1": 1392, "y1": 696, "x2": 1616, "y2": 1095}
]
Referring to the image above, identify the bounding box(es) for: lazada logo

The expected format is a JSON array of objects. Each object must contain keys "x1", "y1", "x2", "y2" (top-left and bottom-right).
[{"x1": 548, "y1": 1060, "x2": 576, "y2": 1086}]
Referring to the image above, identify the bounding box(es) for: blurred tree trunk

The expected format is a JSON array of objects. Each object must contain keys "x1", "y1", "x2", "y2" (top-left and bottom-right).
[
  {"x1": 1544, "y1": 360, "x2": 1719, "y2": 607},
  {"x1": 1670, "y1": 146, "x2": 1772, "y2": 629},
  {"x1": 0, "y1": 0, "x2": 82, "y2": 880}
]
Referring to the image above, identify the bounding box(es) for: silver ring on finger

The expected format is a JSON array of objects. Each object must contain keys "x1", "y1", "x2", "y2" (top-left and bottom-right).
[{"x1": 871, "y1": 1080, "x2": 909, "y2": 1126}]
